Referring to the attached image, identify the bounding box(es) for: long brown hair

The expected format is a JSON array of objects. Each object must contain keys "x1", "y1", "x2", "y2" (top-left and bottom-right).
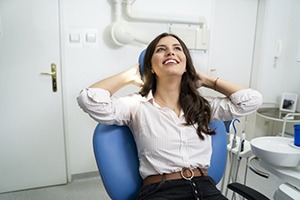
[{"x1": 139, "y1": 32, "x2": 214, "y2": 140}]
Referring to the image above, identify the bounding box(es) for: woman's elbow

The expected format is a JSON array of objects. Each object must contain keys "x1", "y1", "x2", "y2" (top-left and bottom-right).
[
  {"x1": 251, "y1": 90, "x2": 263, "y2": 109},
  {"x1": 77, "y1": 90, "x2": 89, "y2": 112}
]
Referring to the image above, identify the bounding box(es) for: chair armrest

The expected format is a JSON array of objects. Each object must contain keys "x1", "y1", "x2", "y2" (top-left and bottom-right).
[{"x1": 227, "y1": 182, "x2": 270, "y2": 200}]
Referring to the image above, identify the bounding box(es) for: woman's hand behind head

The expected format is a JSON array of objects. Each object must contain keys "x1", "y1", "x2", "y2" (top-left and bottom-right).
[{"x1": 127, "y1": 63, "x2": 144, "y2": 87}]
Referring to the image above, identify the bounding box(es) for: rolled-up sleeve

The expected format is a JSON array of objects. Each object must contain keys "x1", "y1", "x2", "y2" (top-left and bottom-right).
[
  {"x1": 207, "y1": 88, "x2": 263, "y2": 121},
  {"x1": 77, "y1": 88, "x2": 138, "y2": 125}
]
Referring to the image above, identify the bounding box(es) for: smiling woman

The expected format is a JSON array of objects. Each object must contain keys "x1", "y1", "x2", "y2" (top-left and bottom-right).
[
  {"x1": 150, "y1": 36, "x2": 187, "y2": 81},
  {"x1": 77, "y1": 32, "x2": 262, "y2": 200}
]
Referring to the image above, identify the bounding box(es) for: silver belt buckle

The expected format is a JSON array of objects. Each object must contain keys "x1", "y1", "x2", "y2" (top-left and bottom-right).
[{"x1": 180, "y1": 167, "x2": 194, "y2": 180}]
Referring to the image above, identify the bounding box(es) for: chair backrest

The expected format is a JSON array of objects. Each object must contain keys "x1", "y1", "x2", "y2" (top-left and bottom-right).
[
  {"x1": 93, "y1": 124, "x2": 141, "y2": 200},
  {"x1": 93, "y1": 120, "x2": 227, "y2": 200},
  {"x1": 207, "y1": 120, "x2": 227, "y2": 183}
]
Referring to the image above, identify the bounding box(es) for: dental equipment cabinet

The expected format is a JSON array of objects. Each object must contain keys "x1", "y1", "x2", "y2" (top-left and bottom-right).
[
  {"x1": 249, "y1": 156, "x2": 300, "y2": 200},
  {"x1": 250, "y1": 103, "x2": 300, "y2": 200}
]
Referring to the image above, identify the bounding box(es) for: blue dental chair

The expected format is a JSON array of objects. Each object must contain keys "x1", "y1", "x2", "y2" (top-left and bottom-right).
[
  {"x1": 93, "y1": 121, "x2": 226, "y2": 200},
  {"x1": 92, "y1": 50, "x2": 270, "y2": 200},
  {"x1": 93, "y1": 122, "x2": 269, "y2": 200}
]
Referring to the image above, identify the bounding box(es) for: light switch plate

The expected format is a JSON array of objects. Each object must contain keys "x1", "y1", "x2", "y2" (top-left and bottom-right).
[
  {"x1": 83, "y1": 28, "x2": 99, "y2": 48},
  {"x1": 66, "y1": 28, "x2": 83, "y2": 48},
  {"x1": 85, "y1": 33, "x2": 96, "y2": 43},
  {"x1": 69, "y1": 33, "x2": 81, "y2": 43}
]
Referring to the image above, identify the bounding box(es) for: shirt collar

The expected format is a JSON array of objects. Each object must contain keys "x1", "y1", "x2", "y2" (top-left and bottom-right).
[
  {"x1": 144, "y1": 90, "x2": 184, "y2": 117},
  {"x1": 144, "y1": 90, "x2": 157, "y2": 107}
]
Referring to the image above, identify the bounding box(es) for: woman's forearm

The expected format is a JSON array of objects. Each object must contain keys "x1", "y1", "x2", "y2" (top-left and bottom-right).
[
  {"x1": 90, "y1": 70, "x2": 131, "y2": 95},
  {"x1": 206, "y1": 76, "x2": 246, "y2": 97},
  {"x1": 197, "y1": 72, "x2": 246, "y2": 97},
  {"x1": 90, "y1": 64, "x2": 143, "y2": 95}
]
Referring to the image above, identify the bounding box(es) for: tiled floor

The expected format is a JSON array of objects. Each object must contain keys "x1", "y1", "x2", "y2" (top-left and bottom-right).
[
  {"x1": 0, "y1": 158, "x2": 283, "y2": 200},
  {"x1": 0, "y1": 176, "x2": 110, "y2": 200}
]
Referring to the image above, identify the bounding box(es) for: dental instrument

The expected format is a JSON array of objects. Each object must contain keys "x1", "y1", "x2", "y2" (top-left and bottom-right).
[
  {"x1": 225, "y1": 119, "x2": 240, "y2": 197},
  {"x1": 234, "y1": 132, "x2": 246, "y2": 182},
  {"x1": 220, "y1": 119, "x2": 238, "y2": 193},
  {"x1": 231, "y1": 132, "x2": 246, "y2": 200},
  {"x1": 224, "y1": 119, "x2": 253, "y2": 200}
]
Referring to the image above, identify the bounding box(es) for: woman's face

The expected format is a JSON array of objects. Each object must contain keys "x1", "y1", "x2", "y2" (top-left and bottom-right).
[{"x1": 151, "y1": 36, "x2": 186, "y2": 79}]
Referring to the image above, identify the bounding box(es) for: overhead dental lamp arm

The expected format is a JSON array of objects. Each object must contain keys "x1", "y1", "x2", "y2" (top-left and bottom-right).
[
  {"x1": 112, "y1": 0, "x2": 122, "y2": 22},
  {"x1": 110, "y1": 22, "x2": 150, "y2": 46},
  {"x1": 109, "y1": 0, "x2": 208, "y2": 46},
  {"x1": 125, "y1": 0, "x2": 207, "y2": 26}
]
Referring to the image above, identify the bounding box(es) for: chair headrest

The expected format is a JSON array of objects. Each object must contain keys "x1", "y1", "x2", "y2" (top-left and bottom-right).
[{"x1": 138, "y1": 49, "x2": 146, "y2": 77}]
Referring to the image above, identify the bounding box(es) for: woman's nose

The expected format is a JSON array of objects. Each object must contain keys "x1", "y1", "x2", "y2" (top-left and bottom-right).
[{"x1": 166, "y1": 50, "x2": 175, "y2": 56}]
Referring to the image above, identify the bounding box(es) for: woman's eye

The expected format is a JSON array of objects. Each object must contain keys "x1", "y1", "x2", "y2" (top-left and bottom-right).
[
  {"x1": 174, "y1": 47, "x2": 182, "y2": 51},
  {"x1": 156, "y1": 48, "x2": 165, "y2": 52}
]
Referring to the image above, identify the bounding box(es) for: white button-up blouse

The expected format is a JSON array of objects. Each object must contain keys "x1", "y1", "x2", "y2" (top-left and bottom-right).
[{"x1": 77, "y1": 88, "x2": 262, "y2": 179}]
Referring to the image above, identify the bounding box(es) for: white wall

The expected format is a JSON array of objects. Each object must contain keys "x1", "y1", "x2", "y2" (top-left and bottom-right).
[
  {"x1": 253, "y1": 0, "x2": 300, "y2": 106},
  {"x1": 61, "y1": 0, "x2": 215, "y2": 175},
  {"x1": 61, "y1": 0, "x2": 300, "y2": 176},
  {"x1": 1, "y1": 0, "x2": 298, "y2": 195},
  {"x1": 250, "y1": 0, "x2": 300, "y2": 138},
  {"x1": 61, "y1": 0, "x2": 259, "y2": 175}
]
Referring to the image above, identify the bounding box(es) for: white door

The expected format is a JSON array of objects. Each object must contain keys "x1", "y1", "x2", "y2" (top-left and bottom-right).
[
  {"x1": 0, "y1": 0, "x2": 67, "y2": 193},
  {"x1": 208, "y1": 0, "x2": 259, "y2": 133},
  {"x1": 210, "y1": 0, "x2": 258, "y2": 87}
]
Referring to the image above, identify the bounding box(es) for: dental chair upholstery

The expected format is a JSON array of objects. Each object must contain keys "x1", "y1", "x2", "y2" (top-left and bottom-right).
[
  {"x1": 93, "y1": 121, "x2": 269, "y2": 200},
  {"x1": 93, "y1": 124, "x2": 140, "y2": 199},
  {"x1": 92, "y1": 50, "x2": 270, "y2": 200},
  {"x1": 93, "y1": 121, "x2": 228, "y2": 200}
]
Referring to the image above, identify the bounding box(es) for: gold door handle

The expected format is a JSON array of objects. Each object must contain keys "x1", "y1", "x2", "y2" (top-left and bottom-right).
[
  {"x1": 41, "y1": 72, "x2": 55, "y2": 76},
  {"x1": 41, "y1": 63, "x2": 57, "y2": 92}
]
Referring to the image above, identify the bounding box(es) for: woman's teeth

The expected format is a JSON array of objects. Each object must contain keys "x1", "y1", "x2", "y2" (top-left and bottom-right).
[{"x1": 164, "y1": 59, "x2": 177, "y2": 64}]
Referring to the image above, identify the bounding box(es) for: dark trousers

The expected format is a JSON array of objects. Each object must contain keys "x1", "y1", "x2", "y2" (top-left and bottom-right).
[{"x1": 137, "y1": 176, "x2": 228, "y2": 200}]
